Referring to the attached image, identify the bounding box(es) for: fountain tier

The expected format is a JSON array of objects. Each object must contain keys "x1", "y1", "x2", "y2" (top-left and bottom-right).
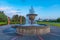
[{"x1": 13, "y1": 24, "x2": 50, "y2": 35}]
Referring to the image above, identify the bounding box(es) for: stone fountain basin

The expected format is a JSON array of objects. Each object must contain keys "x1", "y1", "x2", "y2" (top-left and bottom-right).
[{"x1": 12, "y1": 24, "x2": 50, "y2": 35}]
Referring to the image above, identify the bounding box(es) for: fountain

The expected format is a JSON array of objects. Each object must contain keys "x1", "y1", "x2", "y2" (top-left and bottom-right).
[{"x1": 12, "y1": 6, "x2": 50, "y2": 35}]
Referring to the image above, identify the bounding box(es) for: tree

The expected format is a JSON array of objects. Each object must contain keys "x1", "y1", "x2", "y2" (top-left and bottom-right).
[
  {"x1": 57, "y1": 18, "x2": 60, "y2": 22},
  {"x1": 22, "y1": 16, "x2": 26, "y2": 24},
  {"x1": 0, "y1": 11, "x2": 7, "y2": 22},
  {"x1": 12, "y1": 15, "x2": 19, "y2": 22},
  {"x1": 12, "y1": 15, "x2": 26, "y2": 24},
  {"x1": 19, "y1": 16, "x2": 26, "y2": 24}
]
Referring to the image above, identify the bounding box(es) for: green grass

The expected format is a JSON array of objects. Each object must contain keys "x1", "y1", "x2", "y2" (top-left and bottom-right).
[
  {"x1": 0, "y1": 21, "x2": 60, "y2": 27},
  {"x1": 37, "y1": 22, "x2": 60, "y2": 27},
  {"x1": 0, "y1": 22, "x2": 7, "y2": 25},
  {"x1": 0, "y1": 21, "x2": 25, "y2": 26},
  {"x1": 50, "y1": 23, "x2": 60, "y2": 27}
]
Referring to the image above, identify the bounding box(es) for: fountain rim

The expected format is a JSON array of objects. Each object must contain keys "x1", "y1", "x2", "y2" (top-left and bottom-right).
[
  {"x1": 27, "y1": 14, "x2": 37, "y2": 16},
  {"x1": 12, "y1": 24, "x2": 49, "y2": 28}
]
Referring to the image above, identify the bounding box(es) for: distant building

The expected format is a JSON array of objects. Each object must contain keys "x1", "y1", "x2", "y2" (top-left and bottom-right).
[{"x1": 37, "y1": 18, "x2": 43, "y2": 21}]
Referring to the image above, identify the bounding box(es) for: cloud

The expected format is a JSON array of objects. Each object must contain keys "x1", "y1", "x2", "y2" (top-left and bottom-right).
[
  {"x1": 11, "y1": 10, "x2": 21, "y2": 14},
  {"x1": 0, "y1": 7, "x2": 11, "y2": 11},
  {"x1": 0, "y1": 6, "x2": 21, "y2": 17},
  {"x1": 0, "y1": 5, "x2": 60, "y2": 19}
]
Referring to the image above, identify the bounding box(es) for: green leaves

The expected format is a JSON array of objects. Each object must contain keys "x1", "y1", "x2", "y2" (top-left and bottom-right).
[
  {"x1": 57, "y1": 18, "x2": 60, "y2": 22},
  {"x1": 0, "y1": 11, "x2": 7, "y2": 22},
  {"x1": 12, "y1": 15, "x2": 26, "y2": 24}
]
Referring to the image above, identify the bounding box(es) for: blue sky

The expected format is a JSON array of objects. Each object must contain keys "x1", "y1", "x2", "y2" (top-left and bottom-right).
[{"x1": 0, "y1": 0, "x2": 60, "y2": 19}]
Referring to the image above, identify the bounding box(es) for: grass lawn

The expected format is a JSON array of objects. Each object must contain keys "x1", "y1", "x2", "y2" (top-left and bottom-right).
[
  {"x1": 0, "y1": 22, "x2": 25, "y2": 26},
  {"x1": 0, "y1": 21, "x2": 60, "y2": 27},
  {"x1": 37, "y1": 22, "x2": 60, "y2": 27},
  {"x1": 0, "y1": 22, "x2": 7, "y2": 26},
  {"x1": 0, "y1": 22, "x2": 19, "y2": 25}
]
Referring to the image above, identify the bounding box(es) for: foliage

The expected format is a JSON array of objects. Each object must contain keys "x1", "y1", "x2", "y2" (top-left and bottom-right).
[
  {"x1": 12, "y1": 15, "x2": 26, "y2": 24},
  {"x1": 12, "y1": 15, "x2": 19, "y2": 22},
  {"x1": 0, "y1": 11, "x2": 7, "y2": 22},
  {"x1": 57, "y1": 18, "x2": 60, "y2": 22},
  {"x1": 18, "y1": 16, "x2": 26, "y2": 24}
]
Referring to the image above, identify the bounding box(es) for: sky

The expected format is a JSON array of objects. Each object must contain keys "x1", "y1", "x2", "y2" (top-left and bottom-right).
[{"x1": 0, "y1": 0, "x2": 60, "y2": 19}]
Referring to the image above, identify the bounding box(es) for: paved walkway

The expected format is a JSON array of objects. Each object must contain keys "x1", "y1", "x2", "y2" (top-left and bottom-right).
[
  {"x1": 0, "y1": 25, "x2": 16, "y2": 40},
  {"x1": 0, "y1": 25, "x2": 60, "y2": 40}
]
